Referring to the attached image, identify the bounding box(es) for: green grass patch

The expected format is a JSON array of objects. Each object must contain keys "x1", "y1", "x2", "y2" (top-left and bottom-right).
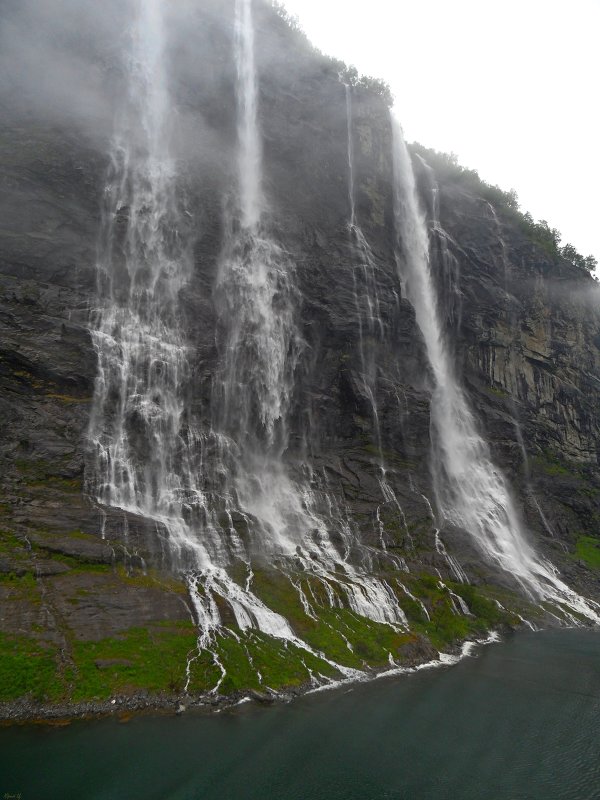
[
  {"x1": 0, "y1": 633, "x2": 62, "y2": 702},
  {"x1": 0, "y1": 529, "x2": 29, "y2": 557},
  {"x1": 188, "y1": 630, "x2": 340, "y2": 695},
  {"x1": 67, "y1": 621, "x2": 343, "y2": 701},
  {"x1": 304, "y1": 606, "x2": 412, "y2": 668},
  {"x1": 401, "y1": 574, "x2": 517, "y2": 650},
  {"x1": 532, "y1": 452, "x2": 573, "y2": 478},
  {"x1": 250, "y1": 569, "x2": 416, "y2": 669},
  {"x1": 449, "y1": 583, "x2": 507, "y2": 626},
  {"x1": 573, "y1": 536, "x2": 600, "y2": 570},
  {"x1": 70, "y1": 623, "x2": 199, "y2": 701},
  {"x1": 249, "y1": 570, "x2": 363, "y2": 667},
  {"x1": 114, "y1": 565, "x2": 188, "y2": 594},
  {"x1": 0, "y1": 572, "x2": 41, "y2": 604},
  {"x1": 31, "y1": 549, "x2": 111, "y2": 573},
  {"x1": 14, "y1": 458, "x2": 82, "y2": 492},
  {"x1": 0, "y1": 571, "x2": 37, "y2": 588}
]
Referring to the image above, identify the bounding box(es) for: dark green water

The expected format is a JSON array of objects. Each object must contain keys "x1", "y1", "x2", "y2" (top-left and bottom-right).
[{"x1": 2, "y1": 629, "x2": 600, "y2": 800}]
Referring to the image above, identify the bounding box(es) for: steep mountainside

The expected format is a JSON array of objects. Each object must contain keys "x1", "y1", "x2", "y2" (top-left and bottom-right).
[{"x1": 0, "y1": 0, "x2": 599, "y2": 717}]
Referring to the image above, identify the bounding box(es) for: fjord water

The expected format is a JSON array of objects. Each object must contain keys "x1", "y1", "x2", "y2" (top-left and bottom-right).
[{"x1": 3, "y1": 629, "x2": 600, "y2": 799}]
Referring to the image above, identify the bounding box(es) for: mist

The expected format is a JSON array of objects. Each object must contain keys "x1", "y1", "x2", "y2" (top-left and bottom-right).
[{"x1": 0, "y1": 0, "x2": 238, "y2": 174}]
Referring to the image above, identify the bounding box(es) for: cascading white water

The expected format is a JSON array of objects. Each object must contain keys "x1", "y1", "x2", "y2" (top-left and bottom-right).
[
  {"x1": 391, "y1": 114, "x2": 599, "y2": 622},
  {"x1": 88, "y1": 0, "x2": 303, "y2": 659},
  {"x1": 235, "y1": 0, "x2": 262, "y2": 232},
  {"x1": 215, "y1": 0, "x2": 300, "y2": 494},
  {"x1": 211, "y1": 2, "x2": 408, "y2": 629},
  {"x1": 88, "y1": 0, "x2": 193, "y2": 540},
  {"x1": 88, "y1": 0, "x2": 408, "y2": 692}
]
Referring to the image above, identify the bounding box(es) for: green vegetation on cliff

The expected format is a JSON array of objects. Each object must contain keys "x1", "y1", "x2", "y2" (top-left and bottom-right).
[
  {"x1": 0, "y1": 521, "x2": 524, "y2": 706},
  {"x1": 410, "y1": 142, "x2": 598, "y2": 273},
  {"x1": 573, "y1": 537, "x2": 600, "y2": 570},
  {"x1": 270, "y1": 1, "x2": 393, "y2": 105}
]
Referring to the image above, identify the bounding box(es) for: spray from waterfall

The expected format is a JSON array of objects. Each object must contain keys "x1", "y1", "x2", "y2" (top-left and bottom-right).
[
  {"x1": 390, "y1": 113, "x2": 599, "y2": 623},
  {"x1": 88, "y1": 0, "x2": 193, "y2": 533}
]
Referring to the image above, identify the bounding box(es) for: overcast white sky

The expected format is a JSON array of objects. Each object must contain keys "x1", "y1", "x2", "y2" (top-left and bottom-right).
[{"x1": 281, "y1": 0, "x2": 600, "y2": 263}]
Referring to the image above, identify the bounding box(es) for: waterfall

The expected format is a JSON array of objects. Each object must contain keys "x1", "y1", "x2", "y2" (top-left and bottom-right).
[
  {"x1": 88, "y1": 0, "x2": 302, "y2": 658},
  {"x1": 216, "y1": 0, "x2": 299, "y2": 477},
  {"x1": 211, "y1": 1, "x2": 408, "y2": 627},
  {"x1": 85, "y1": 0, "x2": 597, "y2": 691},
  {"x1": 87, "y1": 0, "x2": 408, "y2": 690},
  {"x1": 391, "y1": 114, "x2": 599, "y2": 622},
  {"x1": 345, "y1": 84, "x2": 356, "y2": 230},
  {"x1": 235, "y1": 0, "x2": 262, "y2": 231},
  {"x1": 214, "y1": 0, "x2": 307, "y2": 559},
  {"x1": 88, "y1": 0, "x2": 193, "y2": 539}
]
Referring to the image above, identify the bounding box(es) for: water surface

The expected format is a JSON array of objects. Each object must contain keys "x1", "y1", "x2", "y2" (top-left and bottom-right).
[{"x1": 2, "y1": 629, "x2": 600, "y2": 800}]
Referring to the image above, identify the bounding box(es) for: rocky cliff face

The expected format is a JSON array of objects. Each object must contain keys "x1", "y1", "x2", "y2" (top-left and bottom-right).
[{"x1": 0, "y1": 0, "x2": 599, "y2": 714}]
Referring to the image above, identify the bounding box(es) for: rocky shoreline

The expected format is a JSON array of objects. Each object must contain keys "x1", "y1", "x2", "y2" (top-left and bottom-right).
[
  {"x1": 0, "y1": 631, "x2": 505, "y2": 726},
  {"x1": 0, "y1": 688, "x2": 276, "y2": 726}
]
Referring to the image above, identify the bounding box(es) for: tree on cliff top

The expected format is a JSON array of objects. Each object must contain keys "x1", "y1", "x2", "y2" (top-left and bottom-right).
[{"x1": 411, "y1": 143, "x2": 597, "y2": 274}]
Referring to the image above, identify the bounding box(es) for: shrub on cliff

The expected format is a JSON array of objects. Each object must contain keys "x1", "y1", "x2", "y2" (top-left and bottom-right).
[
  {"x1": 270, "y1": 1, "x2": 393, "y2": 105},
  {"x1": 411, "y1": 142, "x2": 597, "y2": 273}
]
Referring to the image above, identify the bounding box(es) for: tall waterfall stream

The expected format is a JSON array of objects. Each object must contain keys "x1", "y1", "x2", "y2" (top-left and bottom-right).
[{"x1": 391, "y1": 118, "x2": 599, "y2": 623}]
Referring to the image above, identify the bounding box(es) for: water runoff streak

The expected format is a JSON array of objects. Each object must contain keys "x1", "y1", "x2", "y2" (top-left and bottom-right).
[
  {"x1": 487, "y1": 202, "x2": 558, "y2": 541},
  {"x1": 343, "y1": 82, "x2": 411, "y2": 554},
  {"x1": 88, "y1": 0, "x2": 407, "y2": 692},
  {"x1": 390, "y1": 114, "x2": 599, "y2": 623}
]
